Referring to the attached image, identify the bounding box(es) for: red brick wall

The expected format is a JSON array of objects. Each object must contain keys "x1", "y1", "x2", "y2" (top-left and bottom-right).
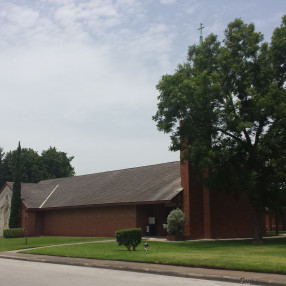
[
  {"x1": 41, "y1": 205, "x2": 137, "y2": 237},
  {"x1": 210, "y1": 191, "x2": 255, "y2": 238},
  {"x1": 25, "y1": 204, "x2": 176, "y2": 237},
  {"x1": 35, "y1": 212, "x2": 44, "y2": 236},
  {"x1": 181, "y1": 158, "x2": 191, "y2": 238},
  {"x1": 181, "y1": 158, "x2": 256, "y2": 239},
  {"x1": 265, "y1": 213, "x2": 286, "y2": 231},
  {"x1": 188, "y1": 166, "x2": 205, "y2": 238},
  {"x1": 265, "y1": 213, "x2": 272, "y2": 231},
  {"x1": 181, "y1": 160, "x2": 204, "y2": 239},
  {"x1": 21, "y1": 204, "x2": 37, "y2": 237}
]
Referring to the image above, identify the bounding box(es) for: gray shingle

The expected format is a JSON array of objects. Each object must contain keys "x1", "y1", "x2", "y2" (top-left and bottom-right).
[{"x1": 14, "y1": 161, "x2": 181, "y2": 209}]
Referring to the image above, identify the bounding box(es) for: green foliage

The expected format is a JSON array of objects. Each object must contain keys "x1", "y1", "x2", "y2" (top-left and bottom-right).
[
  {"x1": 0, "y1": 145, "x2": 75, "y2": 189},
  {"x1": 115, "y1": 228, "x2": 142, "y2": 251},
  {"x1": 163, "y1": 208, "x2": 187, "y2": 237},
  {"x1": 41, "y1": 147, "x2": 75, "y2": 180},
  {"x1": 9, "y1": 142, "x2": 22, "y2": 228},
  {"x1": 3, "y1": 228, "x2": 24, "y2": 238},
  {"x1": 153, "y1": 16, "x2": 286, "y2": 242},
  {"x1": 4, "y1": 148, "x2": 43, "y2": 183}
]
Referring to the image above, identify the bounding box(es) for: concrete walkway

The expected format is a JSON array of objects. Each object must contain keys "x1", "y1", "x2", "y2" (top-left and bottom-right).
[{"x1": 0, "y1": 241, "x2": 285, "y2": 286}]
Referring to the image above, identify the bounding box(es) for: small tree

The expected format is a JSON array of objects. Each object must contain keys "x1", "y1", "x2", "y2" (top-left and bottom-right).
[
  {"x1": 9, "y1": 142, "x2": 22, "y2": 228},
  {"x1": 164, "y1": 208, "x2": 187, "y2": 238}
]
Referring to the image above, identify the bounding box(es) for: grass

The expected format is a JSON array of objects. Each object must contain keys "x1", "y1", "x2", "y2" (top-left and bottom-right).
[
  {"x1": 22, "y1": 237, "x2": 286, "y2": 274},
  {"x1": 267, "y1": 231, "x2": 286, "y2": 236},
  {"x1": 0, "y1": 236, "x2": 110, "y2": 252}
]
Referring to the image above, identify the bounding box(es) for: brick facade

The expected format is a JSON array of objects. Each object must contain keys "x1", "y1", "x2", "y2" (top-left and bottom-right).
[
  {"x1": 11, "y1": 158, "x2": 269, "y2": 239},
  {"x1": 25, "y1": 205, "x2": 136, "y2": 237},
  {"x1": 24, "y1": 203, "x2": 174, "y2": 237},
  {"x1": 265, "y1": 213, "x2": 286, "y2": 232},
  {"x1": 181, "y1": 159, "x2": 257, "y2": 239},
  {"x1": 209, "y1": 191, "x2": 255, "y2": 238}
]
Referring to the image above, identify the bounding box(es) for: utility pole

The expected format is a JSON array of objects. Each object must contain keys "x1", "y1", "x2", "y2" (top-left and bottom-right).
[{"x1": 198, "y1": 23, "x2": 204, "y2": 45}]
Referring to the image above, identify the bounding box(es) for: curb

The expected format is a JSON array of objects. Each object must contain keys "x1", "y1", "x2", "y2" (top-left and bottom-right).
[{"x1": 0, "y1": 252, "x2": 286, "y2": 286}]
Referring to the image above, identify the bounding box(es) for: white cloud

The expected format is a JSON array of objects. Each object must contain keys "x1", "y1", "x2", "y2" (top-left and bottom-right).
[
  {"x1": 0, "y1": 0, "x2": 176, "y2": 174},
  {"x1": 0, "y1": 0, "x2": 283, "y2": 175},
  {"x1": 160, "y1": 0, "x2": 177, "y2": 4},
  {"x1": 6, "y1": 5, "x2": 39, "y2": 28}
]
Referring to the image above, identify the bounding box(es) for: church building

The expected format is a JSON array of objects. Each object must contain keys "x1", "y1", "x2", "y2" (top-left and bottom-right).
[{"x1": 0, "y1": 160, "x2": 256, "y2": 239}]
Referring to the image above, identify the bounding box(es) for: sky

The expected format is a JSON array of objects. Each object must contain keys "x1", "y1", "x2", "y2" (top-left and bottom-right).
[{"x1": 0, "y1": 0, "x2": 285, "y2": 175}]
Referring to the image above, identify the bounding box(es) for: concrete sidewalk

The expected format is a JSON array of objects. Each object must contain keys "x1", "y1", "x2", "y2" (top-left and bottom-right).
[{"x1": 0, "y1": 249, "x2": 286, "y2": 286}]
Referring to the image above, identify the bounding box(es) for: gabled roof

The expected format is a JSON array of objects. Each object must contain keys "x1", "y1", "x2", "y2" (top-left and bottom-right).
[{"x1": 8, "y1": 161, "x2": 181, "y2": 210}]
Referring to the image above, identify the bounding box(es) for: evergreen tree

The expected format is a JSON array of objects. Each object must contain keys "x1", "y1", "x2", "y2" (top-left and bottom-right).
[{"x1": 9, "y1": 142, "x2": 22, "y2": 228}]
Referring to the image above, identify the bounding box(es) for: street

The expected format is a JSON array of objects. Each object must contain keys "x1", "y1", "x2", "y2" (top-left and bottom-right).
[{"x1": 0, "y1": 258, "x2": 242, "y2": 286}]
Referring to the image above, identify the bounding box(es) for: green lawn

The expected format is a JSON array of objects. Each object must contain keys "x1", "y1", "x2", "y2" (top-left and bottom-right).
[
  {"x1": 22, "y1": 237, "x2": 286, "y2": 274},
  {"x1": 0, "y1": 236, "x2": 110, "y2": 252},
  {"x1": 267, "y1": 231, "x2": 286, "y2": 236}
]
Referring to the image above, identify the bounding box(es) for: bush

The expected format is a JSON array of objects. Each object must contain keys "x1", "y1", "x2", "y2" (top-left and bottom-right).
[
  {"x1": 3, "y1": 228, "x2": 24, "y2": 238},
  {"x1": 163, "y1": 208, "x2": 187, "y2": 237},
  {"x1": 115, "y1": 228, "x2": 142, "y2": 251}
]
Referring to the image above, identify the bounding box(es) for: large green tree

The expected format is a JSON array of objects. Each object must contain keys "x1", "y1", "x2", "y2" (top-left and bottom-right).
[
  {"x1": 153, "y1": 17, "x2": 286, "y2": 243},
  {"x1": 41, "y1": 147, "x2": 75, "y2": 180},
  {"x1": 0, "y1": 146, "x2": 75, "y2": 189},
  {"x1": 4, "y1": 148, "x2": 43, "y2": 183}
]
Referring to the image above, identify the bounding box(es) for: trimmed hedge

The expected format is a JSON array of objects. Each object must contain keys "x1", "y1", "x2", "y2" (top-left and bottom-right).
[
  {"x1": 3, "y1": 228, "x2": 24, "y2": 238},
  {"x1": 115, "y1": 228, "x2": 142, "y2": 251}
]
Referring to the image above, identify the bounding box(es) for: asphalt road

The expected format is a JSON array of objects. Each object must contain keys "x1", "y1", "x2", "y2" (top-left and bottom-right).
[{"x1": 0, "y1": 258, "x2": 241, "y2": 286}]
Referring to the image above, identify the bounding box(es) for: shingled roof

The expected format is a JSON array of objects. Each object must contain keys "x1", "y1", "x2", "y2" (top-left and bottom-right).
[{"x1": 6, "y1": 161, "x2": 181, "y2": 209}]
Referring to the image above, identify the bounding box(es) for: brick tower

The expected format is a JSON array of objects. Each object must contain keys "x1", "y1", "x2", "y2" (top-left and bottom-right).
[{"x1": 180, "y1": 155, "x2": 257, "y2": 239}]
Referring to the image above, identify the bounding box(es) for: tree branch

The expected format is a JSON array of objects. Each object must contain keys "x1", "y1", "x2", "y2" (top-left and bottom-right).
[
  {"x1": 216, "y1": 127, "x2": 246, "y2": 145},
  {"x1": 254, "y1": 118, "x2": 266, "y2": 146},
  {"x1": 243, "y1": 129, "x2": 252, "y2": 146},
  {"x1": 277, "y1": 65, "x2": 286, "y2": 88}
]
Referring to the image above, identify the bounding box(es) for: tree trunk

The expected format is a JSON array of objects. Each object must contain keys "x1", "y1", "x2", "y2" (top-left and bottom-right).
[{"x1": 253, "y1": 209, "x2": 264, "y2": 244}]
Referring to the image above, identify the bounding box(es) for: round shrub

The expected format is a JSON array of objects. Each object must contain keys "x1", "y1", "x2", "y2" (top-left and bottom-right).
[{"x1": 163, "y1": 208, "x2": 187, "y2": 237}]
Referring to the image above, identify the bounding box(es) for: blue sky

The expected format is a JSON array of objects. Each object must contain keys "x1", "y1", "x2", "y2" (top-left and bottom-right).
[{"x1": 0, "y1": 0, "x2": 285, "y2": 175}]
